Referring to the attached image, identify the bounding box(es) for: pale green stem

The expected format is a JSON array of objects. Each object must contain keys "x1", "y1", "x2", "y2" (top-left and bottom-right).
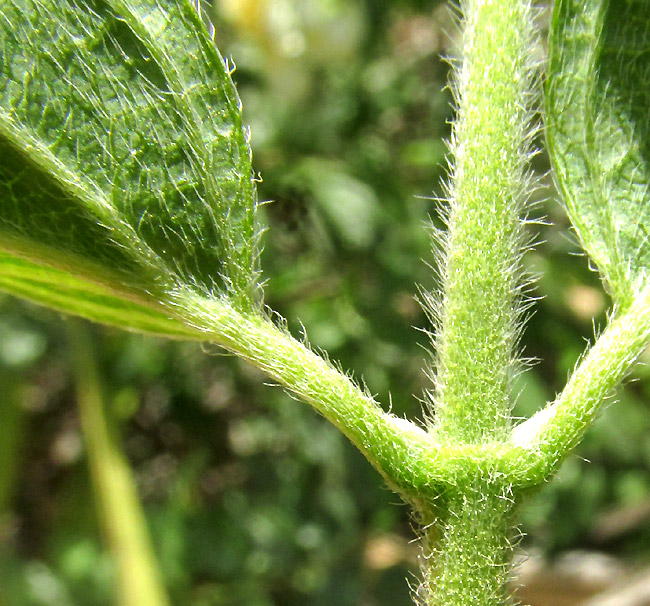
[
  {"x1": 419, "y1": 480, "x2": 517, "y2": 606},
  {"x1": 414, "y1": 0, "x2": 536, "y2": 603},
  {"x1": 433, "y1": 0, "x2": 536, "y2": 444},
  {"x1": 172, "y1": 290, "x2": 443, "y2": 499},
  {"x1": 513, "y1": 284, "x2": 650, "y2": 480},
  {"x1": 67, "y1": 320, "x2": 170, "y2": 606}
]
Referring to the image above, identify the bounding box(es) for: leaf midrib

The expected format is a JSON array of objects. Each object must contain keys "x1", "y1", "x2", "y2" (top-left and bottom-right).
[{"x1": 0, "y1": 108, "x2": 172, "y2": 281}]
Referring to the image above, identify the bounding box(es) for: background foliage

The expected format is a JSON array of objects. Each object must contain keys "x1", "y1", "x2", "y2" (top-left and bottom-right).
[{"x1": 2, "y1": 1, "x2": 650, "y2": 604}]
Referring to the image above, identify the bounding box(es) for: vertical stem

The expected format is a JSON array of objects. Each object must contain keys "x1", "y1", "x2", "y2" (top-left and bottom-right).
[
  {"x1": 67, "y1": 320, "x2": 170, "y2": 606},
  {"x1": 418, "y1": 480, "x2": 517, "y2": 606},
  {"x1": 433, "y1": 0, "x2": 536, "y2": 443},
  {"x1": 416, "y1": 1, "x2": 536, "y2": 602}
]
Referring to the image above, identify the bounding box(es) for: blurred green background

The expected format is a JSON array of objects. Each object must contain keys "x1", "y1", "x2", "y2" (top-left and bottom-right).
[{"x1": 2, "y1": 1, "x2": 650, "y2": 605}]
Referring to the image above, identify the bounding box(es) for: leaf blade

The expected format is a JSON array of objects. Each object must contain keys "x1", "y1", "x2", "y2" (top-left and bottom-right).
[
  {"x1": 0, "y1": 0, "x2": 260, "y2": 332},
  {"x1": 547, "y1": 0, "x2": 650, "y2": 304}
]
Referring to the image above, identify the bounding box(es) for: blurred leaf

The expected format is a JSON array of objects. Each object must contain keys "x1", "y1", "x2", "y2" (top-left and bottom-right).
[
  {"x1": 69, "y1": 320, "x2": 169, "y2": 606},
  {"x1": 301, "y1": 161, "x2": 380, "y2": 249},
  {"x1": 0, "y1": 0, "x2": 260, "y2": 334},
  {"x1": 547, "y1": 0, "x2": 650, "y2": 304}
]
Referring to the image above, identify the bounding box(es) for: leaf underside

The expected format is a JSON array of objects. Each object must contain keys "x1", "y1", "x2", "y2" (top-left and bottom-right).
[
  {"x1": 547, "y1": 0, "x2": 650, "y2": 305},
  {"x1": 0, "y1": 252, "x2": 200, "y2": 337},
  {"x1": 0, "y1": 0, "x2": 260, "y2": 332}
]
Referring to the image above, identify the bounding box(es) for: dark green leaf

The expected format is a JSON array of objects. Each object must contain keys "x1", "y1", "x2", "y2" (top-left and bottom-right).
[{"x1": 0, "y1": 0, "x2": 260, "y2": 332}]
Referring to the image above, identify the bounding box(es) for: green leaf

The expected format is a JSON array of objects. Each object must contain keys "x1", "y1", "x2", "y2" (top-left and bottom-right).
[
  {"x1": 0, "y1": 0, "x2": 260, "y2": 333},
  {"x1": 0, "y1": 252, "x2": 201, "y2": 338},
  {"x1": 547, "y1": 0, "x2": 650, "y2": 305}
]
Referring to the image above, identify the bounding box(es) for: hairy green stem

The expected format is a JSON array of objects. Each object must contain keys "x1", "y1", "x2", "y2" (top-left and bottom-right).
[
  {"x1": 419, "y1": 0, "x2": 537, "y2": 602},
  {"x1": 419, "y1": 480, "x2": 517, "y2": 606},
  {"x1": 4, "y1": 2, "x2": 650, "y2": 605},
  {"x1": 513, "y1": 284, "x2": 650, "y2": 479},
  {"x1": 432, "y1": 0, "x2": 536, "y2": 444},
  {"x1": 173, "y1": 290, "x2": 444, "y2": 498}
]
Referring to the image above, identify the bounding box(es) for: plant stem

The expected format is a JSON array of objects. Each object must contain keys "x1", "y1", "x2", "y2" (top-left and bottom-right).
[
  {"x1": 176, "y1": 290, "x2": 442, "y2": 497},
  {"x1": 513, "y1": 284, "x2": 650, "y2": 478},
  {"x1": 67, "y1": 320, "x2": 170, "y2": 606},
  {"x1": 419, "y1": 479, "x2": 517, "y2": 606},
  {"x1": 414, "y1": 0, "x2": 536, "y2": 601},
  {"x1": 432, "y1": 0, "x2": 536, "y2": 443}
]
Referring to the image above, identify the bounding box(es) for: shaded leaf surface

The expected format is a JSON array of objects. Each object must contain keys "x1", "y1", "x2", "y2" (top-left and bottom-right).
[
  {"x1": 0, "y1": 0, "x2": 259, "y2": 331},
  {"x1": 547, "y1": 0, "x2": 650, "y2": 304}
]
